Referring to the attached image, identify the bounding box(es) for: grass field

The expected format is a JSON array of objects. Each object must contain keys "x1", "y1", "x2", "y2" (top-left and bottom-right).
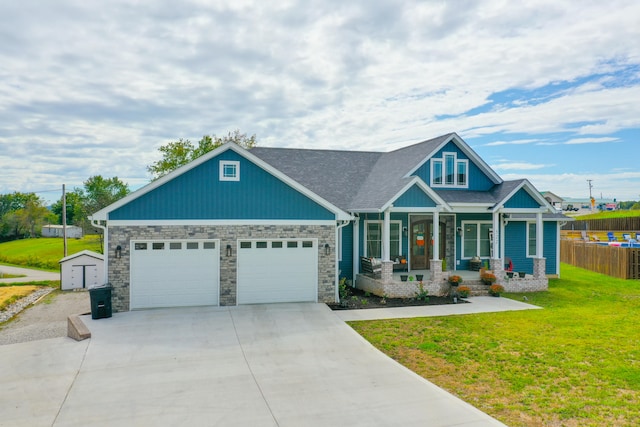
[
  {"x1": 0, "y1": 235, "x2": 102, "y2": 271},
  {"x1": 576, "y1": 210, "x2": 640, "y2": 220},
  {"x1": 351, "y1": 264, "x2": 640, "y2": 426}
]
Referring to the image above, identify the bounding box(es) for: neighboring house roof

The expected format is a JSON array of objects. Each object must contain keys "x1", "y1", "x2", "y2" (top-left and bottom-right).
[{"x1": 541, "y1": 191, "x2": 564, "y2": 203}]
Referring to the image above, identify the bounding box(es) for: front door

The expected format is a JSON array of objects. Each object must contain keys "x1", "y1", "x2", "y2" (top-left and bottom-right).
[{"x1": 411, "y1": 219, "x2": 446, "y2": 270}]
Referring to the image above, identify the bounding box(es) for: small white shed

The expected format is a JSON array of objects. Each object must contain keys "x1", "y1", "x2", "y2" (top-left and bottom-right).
[{"x1": 59, "y1": 250, "x2": 104, "y2": 290}]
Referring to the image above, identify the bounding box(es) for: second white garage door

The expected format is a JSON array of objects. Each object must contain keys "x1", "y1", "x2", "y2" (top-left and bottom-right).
[
  {"x1": 237, "y1": 239, "x2": 318, "y2": 304},
  {"x1": 130, "y1": 240, "x2": 220, "y2": 310}
]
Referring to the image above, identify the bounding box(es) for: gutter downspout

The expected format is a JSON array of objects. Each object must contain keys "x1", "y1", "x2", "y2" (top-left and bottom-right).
[
  {"x1": 335, "y1": 219, "x2": 351, "y2": 303},
  {"x1": 91, "y1": 217, "x2": 108, "y2": 285}
]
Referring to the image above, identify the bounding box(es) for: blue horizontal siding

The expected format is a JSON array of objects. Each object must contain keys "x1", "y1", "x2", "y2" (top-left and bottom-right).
[
  {"x1": 110, "y1": 150, "x2": 335, "y2": 220},
  {"x1": 394, "y1": 185, "x2": 436, "y2": 207},
  {"x1": 504, "y1": 188, "x2": 541, "y2": 209},
  {"x1": 413, "y1": 140, "x2": 495, "y2": 191}
]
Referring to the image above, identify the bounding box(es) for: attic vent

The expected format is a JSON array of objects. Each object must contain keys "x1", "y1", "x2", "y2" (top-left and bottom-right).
[{"x1": 220, "y1": 160, "x2": 240, "y2": 181}]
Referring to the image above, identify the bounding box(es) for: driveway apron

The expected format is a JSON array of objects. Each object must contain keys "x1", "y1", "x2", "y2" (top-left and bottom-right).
[{"x1": 5, "y1": 303, "x2": 506, "y2": 426}]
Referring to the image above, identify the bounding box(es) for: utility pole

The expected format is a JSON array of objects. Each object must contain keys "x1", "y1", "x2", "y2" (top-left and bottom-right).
[
  {"x1": 587, "y1": 179, "x2": 594, "y2": 211},
  {"x1": 62, "y1": 184, "x2": 68, "y2": 257}
]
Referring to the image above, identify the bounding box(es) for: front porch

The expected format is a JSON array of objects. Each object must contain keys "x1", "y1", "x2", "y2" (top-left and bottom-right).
[{"x1": 355, "y1": 258, "x2": 549, "y2": 298}]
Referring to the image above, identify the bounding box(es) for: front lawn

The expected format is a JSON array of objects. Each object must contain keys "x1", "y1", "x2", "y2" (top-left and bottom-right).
[
  {"x1": 0, "y1": 235, "x2": 102, "y2": 271},
  {"x1": 350, "y1": 264, "x2": 640, "y2": 426}
]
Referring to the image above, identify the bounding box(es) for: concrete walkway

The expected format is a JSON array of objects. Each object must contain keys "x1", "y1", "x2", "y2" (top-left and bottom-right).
[
  {"x1": 335, "y1": 295, "x2": 541, "y2": 321},
  {"x1": 0, "y1": 264, "x2": 59, "y2": 283},
  {"x1": 0, "y1": 303, "x2": 513, "y2": 427}
]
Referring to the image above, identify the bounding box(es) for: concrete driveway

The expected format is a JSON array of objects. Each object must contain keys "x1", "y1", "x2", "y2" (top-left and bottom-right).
[{"x1": 1, "y1": 303, "x2": 506, "y2": 427}]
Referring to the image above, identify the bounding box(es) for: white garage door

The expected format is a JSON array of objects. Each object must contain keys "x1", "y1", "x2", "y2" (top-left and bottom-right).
[
  {"x1": 237, "y1": 239, "x2": 318, "y2": 304},
  {"x1": 130, "y1": 240, "x2": 219, "y2": 309}
]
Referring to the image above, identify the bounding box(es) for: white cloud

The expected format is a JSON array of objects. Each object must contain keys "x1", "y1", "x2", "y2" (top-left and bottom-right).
[
  {"x1": 0, "y1": 0, "x2": 639, "y2": 203},
  {"x1": 492, "y1": 162, "x2": 549, "y2": 171},
  {"x1": 565, "y1": 137, "x2": 619, "y2": 144}
]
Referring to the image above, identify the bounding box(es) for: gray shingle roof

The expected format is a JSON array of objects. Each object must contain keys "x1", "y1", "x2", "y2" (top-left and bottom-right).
[
  {"x1": 251, "y1": 147, "x2": 382, "y2": 211},
  {"x1": 251, "y1": 133, "x2": 541, "y2": 213}
]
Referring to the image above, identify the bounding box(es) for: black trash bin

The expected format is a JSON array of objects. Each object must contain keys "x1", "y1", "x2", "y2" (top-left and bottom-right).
[{"x1": 89, "y1": 284, "x2": 112, "y2": 319}]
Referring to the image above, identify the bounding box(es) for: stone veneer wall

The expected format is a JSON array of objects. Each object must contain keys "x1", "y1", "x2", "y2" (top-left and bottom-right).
[{"x1": 107, "y1": 224, "x2": 336, "y2": 312}]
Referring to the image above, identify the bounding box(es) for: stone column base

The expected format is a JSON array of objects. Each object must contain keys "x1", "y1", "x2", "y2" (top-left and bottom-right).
[{"x1": 381, "y1": 261, "x2": 394, "y2": 283}]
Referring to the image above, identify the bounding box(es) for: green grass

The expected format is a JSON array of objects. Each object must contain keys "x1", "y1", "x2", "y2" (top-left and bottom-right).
[
  {"x1": 0, "y1": 236, "x2": 102, "y2": 271},
  {"x1": 576, "y1": 210, "x2": 640, "y2": 220},
  {"x1": 350, "y1": 264, "x2": 640, "y2": 426}
]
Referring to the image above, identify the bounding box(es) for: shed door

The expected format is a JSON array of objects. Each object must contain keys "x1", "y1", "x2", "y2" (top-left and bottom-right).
[
  {"x1": 130, "y1": 240, "x2": 219, "y2": 309},
  {"x1": 237, "y1": 239, "x2": 318, "y2": 304},
  {"x1": 71, "y1": 264, "x2": 99, "y2": 289}
]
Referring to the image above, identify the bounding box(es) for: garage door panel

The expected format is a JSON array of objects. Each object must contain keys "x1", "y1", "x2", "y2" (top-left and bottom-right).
[
  {"x1": 130, "y1": 240, "x2": 219, "y2": 309},
  {"x1": 237, "y1": 240, "x2": 318, "y2": 304}
]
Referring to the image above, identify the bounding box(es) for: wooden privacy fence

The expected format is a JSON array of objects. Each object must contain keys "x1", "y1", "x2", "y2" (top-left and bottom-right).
[
  {"x1": 562, "y1": 217, "x2": 640, "y2": 231},
  {"x1": 561, "y1": 240, "x2": 640, "y2": 279}
]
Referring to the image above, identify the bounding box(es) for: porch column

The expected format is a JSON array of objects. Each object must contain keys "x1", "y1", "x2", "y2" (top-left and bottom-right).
[
  {"x1": 383, "y1": 207, "x2": 391, "y2": 261},
  {"x1": 492, "y1": 211, "x2": 500, "y2": 260},
  {"x1": 490, "y1": 211, "x2": 504, "y2": 279},
  {"x1": 432, "y1": 209, "x2": 439, "y2": 260},
  {"x1": 536, "y1": 212, "x2": 544, "y2": 258},
  {"x1": 352, "y1": 216, "x2": 360, "y2": 278},
  {"x1": 500, "y1": 213, "x2": 506, "y2": 260}
]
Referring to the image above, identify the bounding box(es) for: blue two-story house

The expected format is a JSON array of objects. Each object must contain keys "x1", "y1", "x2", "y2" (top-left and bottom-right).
[{"x1": 91, "y1": 133, "x2": 566, "y2": 311}]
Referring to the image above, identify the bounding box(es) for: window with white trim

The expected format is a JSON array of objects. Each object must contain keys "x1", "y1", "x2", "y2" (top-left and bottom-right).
[
  {"x1": 431, "y1": 152, "x2": 468, "y2": 188},
  {"x1": 527, "y1": 222, "x2": 537, "y2": 257},
  {"x1": 364, "y1": 220, "x2": 402, "y2": 258},
  {"x1": 219, "y1": 160, "x2": 240, "y2": 181},
  {"x1": 461, "y1": 221, "x2": 492, "y2": 258}
]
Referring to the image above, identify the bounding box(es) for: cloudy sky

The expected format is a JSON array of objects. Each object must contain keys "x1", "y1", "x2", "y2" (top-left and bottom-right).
[{"x1": 1, "y1": 0, "x2": 639, "y2": 205}]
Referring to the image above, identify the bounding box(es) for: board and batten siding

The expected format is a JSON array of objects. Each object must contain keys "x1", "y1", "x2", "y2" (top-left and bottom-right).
[
  {"x1": 504, "y1": 188, "x2": 541, "y2": 209},
  {"x1": 393, "y1": 185, "x2": 436, "y2": 208},
  {"x1": 412, "y1": 140, "x2": 496, "y2": 191},
  {"x1": 504, "y1": 221, "x2": 558, "y2": 275},
  {"x1": 338, "y1": 222, "x2": 353, "y2": 280},
  {"x1": 109, "y1": 150, "x2": 335, "y2": 221}
]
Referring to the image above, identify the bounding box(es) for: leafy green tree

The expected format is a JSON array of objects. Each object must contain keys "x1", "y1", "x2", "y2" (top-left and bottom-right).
[
  {"x1": 0, "y1": 192, "x2": 45, "y2": 239},
  {"x1": 50, "y1": 190, "x2": 84, "y2": 225},
  {"x1": 16, "y1": 200, "x2": 54, "y2": 237},
  {"x1": 80, "y1": 175, "x2": 130, "y2": 216},
  {"x1": 0, "y1": 195, "x2": 52, "y2": 239},
  {"x1": 147, "y1": 130, "x2": 257, "y2": 180},
  {"x1": 0, "y1": 192, "x2": 40, "y2": 218}
]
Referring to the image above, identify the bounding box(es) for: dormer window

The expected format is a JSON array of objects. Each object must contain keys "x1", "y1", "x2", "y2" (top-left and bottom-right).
[
  {"x1": 219, "y1": 160, "x2": 240, "y2": 181},
  {"x1": 431, "y1": 152, "x2": 467, "y2": 188}
]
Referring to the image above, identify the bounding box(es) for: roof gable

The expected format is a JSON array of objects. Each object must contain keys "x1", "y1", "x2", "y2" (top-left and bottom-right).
[
  {"x1": 404, "y1": 133, "x2": 502, "y2": 185},
  {"x1": 392, "y1": 183, "x2": 437, "y2": 208},
  {"x1": 59, "y1": 250, "x2": 104, "y2": 263},
  {"x1": 495, "y1": 180, "x2": 553, "y2": 212},
  {"x1": 91, "y1": 144, "x2": 351, "y2": 221}
]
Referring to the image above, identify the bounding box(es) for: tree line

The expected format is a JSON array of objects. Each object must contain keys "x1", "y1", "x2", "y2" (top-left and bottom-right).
[{"x1": 0, "y1": 131, "x2": 256, "y2": 241}]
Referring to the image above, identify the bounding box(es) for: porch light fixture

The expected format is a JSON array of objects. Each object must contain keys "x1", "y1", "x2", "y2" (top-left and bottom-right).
[
  {"x1": 457, "y1": 227, "x2": 462, "y2": 236},
  {"x1": 226, "y1": 244, "x2": 232, "y2": 257},
  {"x1": 324, "y1": 243, "x2": 330, "y2": 255},
  {"x1": 115, "y1": 245, "x2": 122, "y2": 259}
]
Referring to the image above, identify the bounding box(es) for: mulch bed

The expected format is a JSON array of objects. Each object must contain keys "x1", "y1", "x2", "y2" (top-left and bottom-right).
[{"x1": 327, "y1": 287, "x2": 468, "y2": 310}]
